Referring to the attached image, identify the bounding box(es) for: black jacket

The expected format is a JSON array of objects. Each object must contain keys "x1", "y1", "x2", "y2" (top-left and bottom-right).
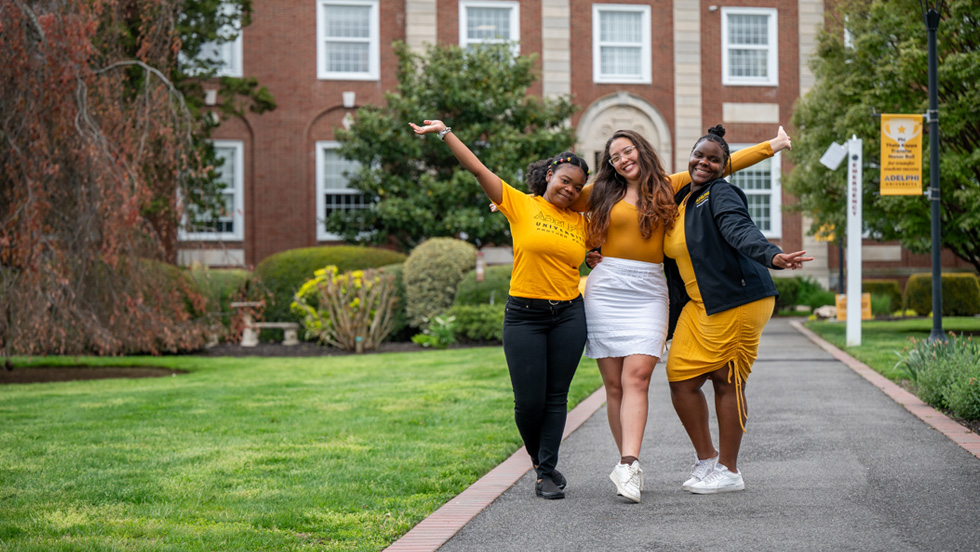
[{"x1": 665, "y1": 178, "x2": 783, "y2": 338}]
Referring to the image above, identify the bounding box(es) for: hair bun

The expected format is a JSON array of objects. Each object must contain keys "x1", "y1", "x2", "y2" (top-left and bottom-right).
[{"x1": 707, "y1": 124, "x2": 726, "y2": 138}]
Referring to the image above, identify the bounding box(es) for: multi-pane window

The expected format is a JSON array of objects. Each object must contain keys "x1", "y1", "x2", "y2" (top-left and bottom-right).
[
  {"x1": 729, "y1": 145, "x2": 781, "y2": 238},
  {"x1": 459, "y1": 1, "x2": 519, "y2": 53},
  {"x1": 593, "y1": 4, "x2": 651, "y2": 84},
  {"x1": 181, "y1": 141, "x2": 245, "y2": 241},
  {"x1": 316, "y1": 141, "x2": 368, "y2": 240},
  {"x1": 181, "y1": 3, "x2": 243, "y2": 77},
  {"x1": 722, "y1": 7, "x2": 778, "y2": 86},
  {"x1": 317, "y1": 0, "x2": 379, "y2": 80}
]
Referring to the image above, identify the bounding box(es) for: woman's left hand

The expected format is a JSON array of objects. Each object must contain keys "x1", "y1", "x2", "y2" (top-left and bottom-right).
[
  {"x1": 409, "y1": 119, "x2": 446, "y2": 135},
  {"x1": 772, "y1": 250, "x2": 813, "y2": 270}
]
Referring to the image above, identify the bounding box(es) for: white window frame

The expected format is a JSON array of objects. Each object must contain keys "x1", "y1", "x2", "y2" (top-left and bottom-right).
[
  {"x1": 317, "y1": 0, "x2": 380, "y2": 81},
  {"x1": 721, "y1": 7, "x2": 778, "y2": 87},
  {"x1": 179, "y1": 140, "x2": 245, "y2": 242},
  {"x1": 179, "y1": 3, "x2": 244, "y2": 78},
  {"x1": 459, "y1": 1, "x2": 520, "y2": 54},
  {"x1": 729, "y1": 144, "x2": 781, "y2": 239},
  {"x1": 316, "y1": 141, "x2": 367, "y2": 241},
  {"x1": 592, "y1": 4, "x2": 652, "y2": 84}
]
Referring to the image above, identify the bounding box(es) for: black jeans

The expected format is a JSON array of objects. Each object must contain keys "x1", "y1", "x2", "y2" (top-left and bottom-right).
[{"x1": 502, "y1": 295, "x2": 587, "y2": 479}]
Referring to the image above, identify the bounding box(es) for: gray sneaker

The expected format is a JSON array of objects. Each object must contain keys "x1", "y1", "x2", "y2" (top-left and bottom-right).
[{"x1": 609, "y1": 461, "x2": 642, "y2": 503}]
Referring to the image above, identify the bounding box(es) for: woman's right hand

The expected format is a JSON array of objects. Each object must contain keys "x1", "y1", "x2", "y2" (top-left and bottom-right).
[
  {"x1": 769, "y1": 126, "x2": 792, "y2": 153},
  {"x1": 586, "y1": 249, "x2": 603, "y2": 269},
  {"x1": 409, "y1": 119, "x2": 447, "y2": 136}
]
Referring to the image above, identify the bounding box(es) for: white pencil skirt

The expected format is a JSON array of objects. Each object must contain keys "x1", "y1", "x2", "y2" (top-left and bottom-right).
[{"x1": 583, "y1": 256, "x2": 669, "y2": 359}]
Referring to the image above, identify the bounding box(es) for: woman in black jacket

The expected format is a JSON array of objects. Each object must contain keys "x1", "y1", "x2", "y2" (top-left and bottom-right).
[{"x1": 663, "y1": 125, "x2": 811, "y2": 494}]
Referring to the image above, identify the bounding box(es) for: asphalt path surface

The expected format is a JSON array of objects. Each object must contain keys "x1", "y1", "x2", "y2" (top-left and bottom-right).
[{"x1": 439, "y1": 319, "x2": 980, "y2": 552}]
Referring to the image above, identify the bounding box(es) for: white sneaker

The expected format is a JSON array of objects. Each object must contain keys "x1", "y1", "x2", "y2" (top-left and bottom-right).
[
  {"x1": 682, "y1": 454, "x2": 718, "y2": 491},
  {"x1": 609, "y1": 461, "x2": 642, "y2": 503},
  {"x1": 689, "y1": 464, "x2": 745, "y2": 494}
]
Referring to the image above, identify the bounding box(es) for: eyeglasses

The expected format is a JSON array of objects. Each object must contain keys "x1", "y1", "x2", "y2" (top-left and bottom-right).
[{"x1": 608, "y1": 145, "x2": 636, "y2": 167}]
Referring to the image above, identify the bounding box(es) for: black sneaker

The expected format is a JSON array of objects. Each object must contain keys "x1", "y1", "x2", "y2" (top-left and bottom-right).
[
  {"x1": 535, "y1": 476, "x2": 565, "y2": 500},
  {"x1": 552, "y1": 469, "x2": 567, "y2": 491}
]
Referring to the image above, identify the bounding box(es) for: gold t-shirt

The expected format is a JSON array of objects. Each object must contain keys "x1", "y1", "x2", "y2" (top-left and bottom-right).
[{"x1": 496, "y1": 180, "x2": 586, "y2": 300}]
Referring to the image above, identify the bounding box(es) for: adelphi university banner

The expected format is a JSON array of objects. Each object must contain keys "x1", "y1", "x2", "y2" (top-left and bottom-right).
[{"x1": 880, "y1": 114, "x2": 923, "y2": 196}]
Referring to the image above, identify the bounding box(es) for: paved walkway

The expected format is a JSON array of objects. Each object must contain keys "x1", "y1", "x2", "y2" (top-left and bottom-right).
[{"x1": 387, "y1": 319, "x2": 980, "y2": 551}]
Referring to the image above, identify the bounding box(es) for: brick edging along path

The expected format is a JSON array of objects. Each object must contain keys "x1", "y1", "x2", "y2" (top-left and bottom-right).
[
  {"x1": 790, "y1": 320, "x2": 980, "y2": 458},
  {"x1": 385, "y1": 321, "x2": 980, "y2": 552}
]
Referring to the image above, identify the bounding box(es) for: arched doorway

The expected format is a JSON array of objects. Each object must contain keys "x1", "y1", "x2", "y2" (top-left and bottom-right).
[{"x1": 576, "y1": 92, "x2": 673, "y2": 174}]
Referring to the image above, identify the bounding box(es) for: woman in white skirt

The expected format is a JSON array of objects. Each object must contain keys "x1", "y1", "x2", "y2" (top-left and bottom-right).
[{"x1": 570, "y1": 128, "x2": 789, "y2": 502}]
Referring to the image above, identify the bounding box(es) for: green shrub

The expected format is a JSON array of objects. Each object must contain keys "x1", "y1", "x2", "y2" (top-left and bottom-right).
[
  {"x1": 446, "y1": 304, "x2": 505, "y2": 342},
  {"x1": 403, "y1": 238, "x2": 477, "y2": 329},
  {"x1": 863, "y1": 279, "x2": 902, "y2": 313},
  {"x1": 187, "y1": 265, "x2": 252, "y2": 334},
  {"x1": 411, "y1": 315, "x2": 458, "y2": 349},
  {"x1": 896, "y1": 335, "x2": 980, "y2": 420},
  {"x1": 870, "y1": 293, "x2": 893, "y2": 316},
  {"x1": 772, "y1": 276, "x2": 801, "y2": 312},
  {"x1": 796, "y1": 277, "x2": 836, "y2": 310},
  {"x1": 254, "y1": 246, "x2": 406, "y2": 325},
  {"x1": 454, "y1": 264, "x2": 513, "y2": 306},
  {"x1": 903, "y1": 273, "x2": 980, "y2": 316},
  {"x1": 377, "y1": 262, "x2": 409, "y2": 341}
]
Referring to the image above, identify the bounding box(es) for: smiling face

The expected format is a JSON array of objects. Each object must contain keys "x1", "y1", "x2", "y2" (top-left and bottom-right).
[
  {"x1": 607, "y1": 137, "x2": 640, "y2": 183},
  {"x1": 543, "y1": 164, "x2": 587, "y2": 208},
  {"x1": 688, "y1": 139, "x2": 727, "y2": 187}
]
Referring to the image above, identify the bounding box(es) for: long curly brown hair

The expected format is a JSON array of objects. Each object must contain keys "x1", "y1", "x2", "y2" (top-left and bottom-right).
[{"x1": 585, "y1": 130, "x2": 677, "y2": 249}]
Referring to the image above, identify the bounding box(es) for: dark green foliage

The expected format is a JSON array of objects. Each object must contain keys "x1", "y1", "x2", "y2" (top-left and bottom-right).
[
  {"x1": 896, "y1": 334, "x2": 980, "y2": 419},
  {"x1": 454, "y1": 264, "x2": 513, "y2": 306},
  {"x1": 903, "y1": 273, "x2": 980, "y2": 316},
  {"x1": 326, "y1": 42, "x2": 577, "y2": 251},
  {"x1": 446, "y1": 304, "x2": 505, "y2": 342},
  {"x1": 187, "y1": 266, "x2": 253, "y2": 337},
  {"x1": 254, "y1": 246, "x2": 406, "y2": 323},
  {"x1": 772, "y1": 277, "x2": 801, "y2": 312},
  {"x1": 403, "y1": 238, "x2": 477, "y2": 328},
  {"x1": 786, "y1": 0, "x2": 980, "y2": 273},
  {"x1": 863, "y1": 280, "x2": 902, "y2": 313}
]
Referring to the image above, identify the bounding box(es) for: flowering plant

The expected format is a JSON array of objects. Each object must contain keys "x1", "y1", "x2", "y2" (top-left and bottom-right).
[{"x1": 291, "y1": 266, "x2": 397, "y2": 351}]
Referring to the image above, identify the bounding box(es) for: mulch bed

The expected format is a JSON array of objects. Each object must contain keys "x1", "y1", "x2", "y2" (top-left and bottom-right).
[{"x1": 1, "y1": 366, "x2": 184, "y2": 385}]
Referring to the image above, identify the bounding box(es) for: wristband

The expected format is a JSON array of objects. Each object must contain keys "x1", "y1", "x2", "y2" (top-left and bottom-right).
[{"x1": 437, "y1": 127, "x2": 452, "y2": 141}]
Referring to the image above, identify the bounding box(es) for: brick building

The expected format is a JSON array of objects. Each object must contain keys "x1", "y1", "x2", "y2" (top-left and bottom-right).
[{"x1": 178, "y1": 0, "x2": 973, "y2": 289}]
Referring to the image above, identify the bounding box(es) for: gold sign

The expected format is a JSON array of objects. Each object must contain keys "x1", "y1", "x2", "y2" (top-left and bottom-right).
[
  {"x1": 880, "y1": 114, "x2": 923, "y2": 196},
  {"x1": 835, "y1": 293, "x2": 872, "y2": 321}
]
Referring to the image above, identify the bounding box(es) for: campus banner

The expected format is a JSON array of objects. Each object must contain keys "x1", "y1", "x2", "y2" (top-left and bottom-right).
[{"x1": 880, "y1": 113, "x2": 923, "y2": 196}]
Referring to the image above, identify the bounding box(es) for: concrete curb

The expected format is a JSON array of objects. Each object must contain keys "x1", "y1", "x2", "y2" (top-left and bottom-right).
[
  {"x1": 383, "y1": 384, "x2": 607, "y2": 551},
  {"x1": 790, "y1": 320, "x2": 980, "y2": 458}
]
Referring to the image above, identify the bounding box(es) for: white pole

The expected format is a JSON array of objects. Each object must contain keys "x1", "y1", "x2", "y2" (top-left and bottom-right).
[{"x1": 846, "y1": 135, "x2": 863, "y2": 346}]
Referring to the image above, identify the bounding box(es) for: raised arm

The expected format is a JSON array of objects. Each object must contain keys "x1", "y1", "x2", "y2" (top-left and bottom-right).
[
  {"x1": 668, "y1": 126, "x2": 792, "y2": 193},
  {"x1": 410, "y1": 120, "x2": 503, "y2": 204}
]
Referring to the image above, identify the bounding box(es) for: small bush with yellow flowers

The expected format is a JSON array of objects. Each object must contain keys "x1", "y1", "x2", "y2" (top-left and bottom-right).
[{"x1": 291, "y1": 265, "x2": 397, "y2": 351}]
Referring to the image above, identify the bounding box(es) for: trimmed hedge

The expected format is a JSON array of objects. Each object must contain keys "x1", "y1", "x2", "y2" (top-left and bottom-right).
[
  {"x1": 403, "y1": 238, "x2": 477, "y2": 328},
  {"x1": 254, "y1": 245, "x2": 406, "y2": 324},
  {"x1": 863, "y1": 279, "x2": 902, "y2": 313},
  {"x1": 772, "y1": 276, "x2": 801, "y2": 312},
  {"x1": 454, "y1": 263, "x2": 513, "y2": 306},
  {"x1": 445, "y1": 304, "x2": 505, "y2": 342},
  {"x1": 903, "y1": 272, "x2": 980, "y2": 316}
]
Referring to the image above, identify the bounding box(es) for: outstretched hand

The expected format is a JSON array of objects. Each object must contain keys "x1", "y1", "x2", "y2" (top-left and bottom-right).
[
  {"x1": 770, "y1": 126, "x2": 792, "y2": 153},
  {"x1": 772, "y1": 250, "x2": 812, "y2": 270},
  {"x1": 409, "y1": 119, "x2": 447, "y2": 136}
]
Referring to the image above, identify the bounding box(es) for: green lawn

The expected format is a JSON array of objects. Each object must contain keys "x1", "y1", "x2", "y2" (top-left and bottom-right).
[
  {"x1": 804, "y1": 317, "x2": 980, "y2": 380},
  {"x1": 0, "y1": 348, "x2": 603, "y2": 551}
]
